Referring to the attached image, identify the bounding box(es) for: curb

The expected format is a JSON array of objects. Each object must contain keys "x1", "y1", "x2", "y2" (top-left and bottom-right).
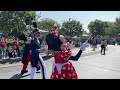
[{"x1": 0, "y1": 50, "x2": 101, "y2": 69}]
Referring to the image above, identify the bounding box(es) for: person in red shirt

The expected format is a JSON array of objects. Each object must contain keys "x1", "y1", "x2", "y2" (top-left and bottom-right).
[
  {"x1": 0, "y1": 36, "x2": 7, "y2": 59},
  {"x1": 13, "y1": 38, "x2": 21, "y2": 57}
]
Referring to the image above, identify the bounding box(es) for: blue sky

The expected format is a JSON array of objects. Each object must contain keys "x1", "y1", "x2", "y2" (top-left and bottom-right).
[{"x1": 36, "y1": 11, "x2": 120, "y2": 32}]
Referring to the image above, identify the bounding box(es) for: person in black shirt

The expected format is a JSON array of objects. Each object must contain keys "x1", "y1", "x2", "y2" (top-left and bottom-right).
[{"x1": 46, "y1": 29, "x2": 54, "y2": 56}]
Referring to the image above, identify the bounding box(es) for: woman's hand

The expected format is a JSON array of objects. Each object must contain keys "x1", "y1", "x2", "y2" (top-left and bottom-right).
[{"x1": 80, "y1": 40, "x2": 89, "y2": 51}]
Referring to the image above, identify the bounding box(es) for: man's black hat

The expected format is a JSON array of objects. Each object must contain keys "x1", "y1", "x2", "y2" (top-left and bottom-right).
[{"x1": 32, "y1": 28, "x2": 40, "y2": 34}]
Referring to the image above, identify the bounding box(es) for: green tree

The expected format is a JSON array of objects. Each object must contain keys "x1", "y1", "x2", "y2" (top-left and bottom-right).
[
  {"x1": 60, "y1": 19, "x2": 83, "y2": 37},
  {"x1": 105, "y1": 17, "x2": 120, "y2": 37},
  {"x1": 105, "y1": 21, "x2": 116, "y2": 37},
  {"x1": 88, "y1": 19, "x2": 108, "y2": 36},
  {"x1": 0, "y1": 11, "x2": 36, "y2": 37},
  {"x1": 114, "y1": 17, "x2": 120, "y2": 34},
  {"x1": 37, "y1": 18, "x2": 60, "y2": 31}
]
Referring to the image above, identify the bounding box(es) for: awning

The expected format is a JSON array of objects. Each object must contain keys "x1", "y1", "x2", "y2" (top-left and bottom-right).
[
  {"x1": 82, "y1": 34, "x2": 89, "y2": 37},
  {"x1": 72, "y1": 36, "x2": 77, "y2": 38},
  {"x1": 38, "y1": 29, "x2": 48, "y2": 33}
]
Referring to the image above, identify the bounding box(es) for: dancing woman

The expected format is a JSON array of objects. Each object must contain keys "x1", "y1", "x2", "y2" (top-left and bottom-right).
[{"x1": 50, "y1": 27, "x2": 89, "y2": 79}]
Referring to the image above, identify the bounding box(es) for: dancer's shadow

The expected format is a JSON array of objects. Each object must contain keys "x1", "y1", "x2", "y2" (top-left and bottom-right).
[
  {"x1": 9, "y1": 73, "x2": 30, "y2": 79},
  {"x1": 42, "y1": 55, "x2": 53, "y2": 61}
]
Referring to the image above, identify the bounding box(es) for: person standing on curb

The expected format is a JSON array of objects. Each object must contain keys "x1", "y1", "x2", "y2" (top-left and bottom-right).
[{"x1": 0, "y1": 35, "x2": 7, "y2": 59}]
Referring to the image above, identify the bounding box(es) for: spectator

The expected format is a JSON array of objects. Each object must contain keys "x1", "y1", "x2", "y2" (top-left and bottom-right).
[
  {"x1": 0, "y1": 36, "x2": 7, "y2": 59},
  {"x1": 8, "y1": 47, "x2": 17, "y2": 58},
  {"x1": 13, "y1": 38, "x2": 21, "y2": 57},
  {"x1": 101, "y1": 39, "x2": 107, "y2": 55},
  {"x1": 92, "y1": 38, "x2": 97, "y2": 51}
]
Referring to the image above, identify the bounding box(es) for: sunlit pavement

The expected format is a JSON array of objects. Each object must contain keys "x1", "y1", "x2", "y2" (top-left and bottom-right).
[{"x1": 0, "y1": 45, "x2": 120, "y2": 79}]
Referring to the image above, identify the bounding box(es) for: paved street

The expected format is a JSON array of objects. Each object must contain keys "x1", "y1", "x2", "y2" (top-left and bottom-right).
[{"x1": 0, "y1": 45, "x2": 120, "y2": 79}]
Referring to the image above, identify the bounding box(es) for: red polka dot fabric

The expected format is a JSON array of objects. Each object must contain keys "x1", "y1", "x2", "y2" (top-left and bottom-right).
[{"x1": 51, "y1": 51, "x2": 78, "y2": 79}]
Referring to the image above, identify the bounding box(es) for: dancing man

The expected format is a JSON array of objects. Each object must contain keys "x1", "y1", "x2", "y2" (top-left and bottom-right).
[{"x1": 30, "y1": 28, "x2": 46, "y2": 79}]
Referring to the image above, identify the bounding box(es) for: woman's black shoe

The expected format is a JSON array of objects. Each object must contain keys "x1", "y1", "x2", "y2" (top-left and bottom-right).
[{"x1": 21, "y1": 70, "x2": 28, "y2": 75}]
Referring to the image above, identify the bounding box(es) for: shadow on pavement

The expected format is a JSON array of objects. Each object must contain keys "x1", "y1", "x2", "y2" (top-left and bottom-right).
[
  {"x1": 0, "y1": 55, "x2": 53, "y2": 65},
  {"x1": 9, "y1": 73, "x2": 30, "y2": 79},
  {"x1": 42, "y1": 55, "x2": 53, "y2": 61},
  {"x1": 0, "y1": 58, "x2": 21, "y2": 65}
]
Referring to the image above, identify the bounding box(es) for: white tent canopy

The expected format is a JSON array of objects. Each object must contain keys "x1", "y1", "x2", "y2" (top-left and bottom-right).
[
  {"x1": 38, "y1": 29, "x2": 48, "y2": 33},
  {"x1": 82, "y1": 34, "x2": 89, "y2": 37},
  {"x1": 72, "y1": 36, "x2": 77, "y2": 39}
]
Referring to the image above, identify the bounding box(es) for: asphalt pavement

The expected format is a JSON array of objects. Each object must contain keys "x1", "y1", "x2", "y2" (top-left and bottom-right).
[{"x1": 0, "y1": 45, "x2": 119, "y2": 79}]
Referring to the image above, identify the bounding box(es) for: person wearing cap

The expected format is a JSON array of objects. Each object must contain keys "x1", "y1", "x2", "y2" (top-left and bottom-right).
[{"x1": 30, "y1": 29, "x2": 46, "y2": 79}]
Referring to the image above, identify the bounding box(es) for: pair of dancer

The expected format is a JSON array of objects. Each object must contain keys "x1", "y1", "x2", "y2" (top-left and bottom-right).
[{"x1": 19, "y1": 22, "x2": 46, "y2": 79}]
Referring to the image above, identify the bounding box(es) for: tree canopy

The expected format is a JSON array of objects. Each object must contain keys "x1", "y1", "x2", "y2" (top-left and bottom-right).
[
  {"x1": 0, "y1": 11, "x2": 36, "y2": 37},
  {"x1": 60, "y1": 19, "x2": 83, "y2": 37}
]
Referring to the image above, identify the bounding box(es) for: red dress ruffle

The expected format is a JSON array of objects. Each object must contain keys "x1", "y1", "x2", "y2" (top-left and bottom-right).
[{"x1": 50, "y1": 50, "x2": 78, "y2": 79}]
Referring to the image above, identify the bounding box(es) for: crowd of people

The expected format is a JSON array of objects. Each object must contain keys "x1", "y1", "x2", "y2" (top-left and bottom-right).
[{"x1": 0, "y1": 36, "x2": 21, "y2": 59}]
